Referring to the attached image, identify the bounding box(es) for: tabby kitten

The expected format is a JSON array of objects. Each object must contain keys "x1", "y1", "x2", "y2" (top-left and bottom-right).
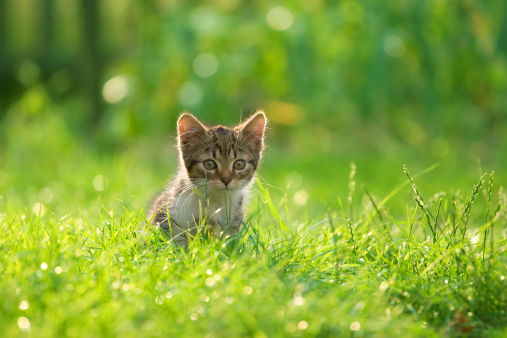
[{"x1": 148, "y1": 111, "x2": 266, "y2": 246}]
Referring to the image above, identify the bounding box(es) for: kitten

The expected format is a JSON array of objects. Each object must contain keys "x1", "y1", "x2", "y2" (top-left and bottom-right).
[{"x1": 148, "y1": 111, "x2": 267, "y2": 246}]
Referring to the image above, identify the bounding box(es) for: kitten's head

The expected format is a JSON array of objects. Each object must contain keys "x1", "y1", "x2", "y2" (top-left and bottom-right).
[{"x1": 177, "y1": 111, "x2": 266, "y2": 191}]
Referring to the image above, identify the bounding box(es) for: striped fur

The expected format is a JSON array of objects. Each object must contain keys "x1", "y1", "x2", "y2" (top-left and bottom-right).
[{"x1": 148, "y1": 111, "x2": 266, "y2": 246}]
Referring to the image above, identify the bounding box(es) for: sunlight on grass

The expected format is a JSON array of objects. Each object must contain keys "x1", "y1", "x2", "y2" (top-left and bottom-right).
[{"x1": 1, "y1": 165, "x2": 506, "y2": 336}]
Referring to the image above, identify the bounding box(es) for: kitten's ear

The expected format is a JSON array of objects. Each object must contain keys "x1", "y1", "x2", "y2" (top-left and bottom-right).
[
  {"x1": 177, "y1": 113, "x2": 207, "y2": 146},
  {"x1": 237, "y1": 111, "x2": 266, "y2": 149}
]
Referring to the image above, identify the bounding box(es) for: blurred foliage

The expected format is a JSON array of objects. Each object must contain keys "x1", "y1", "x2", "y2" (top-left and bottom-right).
[
  {"x1": 1, "y1": 0, "x2": 507, "y2": 211},
  {"x1": 1, "y1": 3, "x2": 507, "y2": 335}
]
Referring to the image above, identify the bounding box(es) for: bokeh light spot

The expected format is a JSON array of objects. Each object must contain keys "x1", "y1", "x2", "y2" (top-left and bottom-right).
[
  {"x1": 284, "y1": 171, "x2": 302, "y2": 189},
  {"x1": 266, "y1": 6, "x2": 294, "y2": 31},
  {"x1": 190, "y1": 7, "x2": 218, "y2": 34},
  {"x1": 193, "y1": 53, "x2": 219, "y2": 78},
  {"x1": 39, "y1": 187, "x2": 54, "y2": 204},
  {"x1": 18, "y1": 317, "x2": 31, "y2": 332},
  {"x1": 178, "y1": 82, "x2": 203, "y2": 107},
  {"x1": 379, "y1": 281, "x2": 389, "y2": 291},
  {"x1": 22, "y1": 87, "x2": 48, "y2": 115},
  {"x1": 19, "y1": 301, "x2": 29, "y2": 310},
  {"x1": 350, "y1": 322, "x2": 361, "y2": 331},
  {"x1": 297, "y1": 320, "x2": 308, "y2": 330},
  {"x1": 17, "y1": 60, "x2": 40, "y2": 87},
  {"x1": 93, "y1": 175, "x2": 108, "y2": 192},
  {"x1": 266, "y1": 100, "x2": 304, "y2": 126},
  {"x1": 32, "y1": 202, "x2": 46, "y2": 216},
  {"x1": 102, "y1": 75, "x2": 129, "y2": 104},
  {"x1": 293, "y1": 190, "x2": 308, "y2": 206},
  {"x1": 294, "y1": 295, "x2": 304, "y2": 306},
  {"x1": 384, "y1": 35, "x2": 405, "y2": 58}
]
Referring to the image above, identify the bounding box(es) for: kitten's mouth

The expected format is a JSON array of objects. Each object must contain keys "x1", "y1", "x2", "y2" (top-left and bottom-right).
[
  {"x1": 216, "y1": 180, "x2": 236, "y2": 190},
  {"x1": 207, "y1": 184, "x2": 235, "y2": 191}
]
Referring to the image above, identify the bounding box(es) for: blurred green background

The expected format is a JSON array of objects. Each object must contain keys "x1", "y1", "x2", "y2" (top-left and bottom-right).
[{"x1": 1, "y1": 0, "x2": 506, "y2": 216}]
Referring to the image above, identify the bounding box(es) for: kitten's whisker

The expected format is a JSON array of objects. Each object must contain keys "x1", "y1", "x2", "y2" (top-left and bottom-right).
[
  {"x1": 181, "y1": 184, "x2": 208, "y2": 213},
  {"x1": 181, "y1": 194, "x2": 197, "y2": 214},
  {"x1": 179, "y1": 187, "x2": 201, "y2": 211},
  {"x1": 256, "y1": 174, "x2": 281, "y2": 190},
  {"x1": 172, "y1": 185, "x2": 199, "y2": 210}
]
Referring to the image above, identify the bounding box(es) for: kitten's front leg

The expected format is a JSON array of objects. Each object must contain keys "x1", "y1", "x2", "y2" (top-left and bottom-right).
[
  {"x1": 157, "y1": 218, "x2": 190, "y2": 247},
  {"x1": 228, "y1": 212, "x2": 243, "y2": 235},
  {"x1": 209, "y1": 216, "x2": 241, "y2": 239}
]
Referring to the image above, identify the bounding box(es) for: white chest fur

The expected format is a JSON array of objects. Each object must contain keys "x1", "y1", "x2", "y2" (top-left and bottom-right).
[{"x1": 169, "y1": 188, "x2": 244, "y2": 235}]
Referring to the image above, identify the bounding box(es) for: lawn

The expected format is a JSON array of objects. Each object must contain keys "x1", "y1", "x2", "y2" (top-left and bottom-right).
[
  {"x1": 1, "y1": 128, "x2": 506, "y2": 336},
  {"x1": 1, "y1": 1, "x2": 507, "y2": 336}
]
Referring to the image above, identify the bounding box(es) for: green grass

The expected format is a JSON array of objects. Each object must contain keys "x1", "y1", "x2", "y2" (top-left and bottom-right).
[
  {"x1": 1, "y1": 162, "x2": 506, "y2": 337},
  {"x1": 2, "y1": 1, "x2": 507, "y2": 335}
]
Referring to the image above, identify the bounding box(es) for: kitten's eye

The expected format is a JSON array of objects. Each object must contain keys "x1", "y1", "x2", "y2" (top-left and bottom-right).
[
  {"x1": 203, "y1": 160, "x2": 217, "y2": 170},
  {"x1": 233, "y1": 160, "x2": 246, "y2": 170}
]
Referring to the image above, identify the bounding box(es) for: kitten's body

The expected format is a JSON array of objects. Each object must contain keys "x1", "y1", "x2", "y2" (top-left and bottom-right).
[
  {"x1": 149, "y1": 169, "x2": 246, "y2": 245},
  {"x1": 148, "y1": 112, "x2": 266, "y2": 246}
]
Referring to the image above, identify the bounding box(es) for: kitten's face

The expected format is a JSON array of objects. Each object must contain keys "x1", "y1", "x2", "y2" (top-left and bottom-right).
[{"x1": 177, "y1": 112, "x2": 266, "y2": 192}]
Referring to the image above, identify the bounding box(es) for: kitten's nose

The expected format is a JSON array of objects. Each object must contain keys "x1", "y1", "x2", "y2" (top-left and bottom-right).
[{"x1": 220, "y1": 176, "x2": 232, "y2": 186}]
